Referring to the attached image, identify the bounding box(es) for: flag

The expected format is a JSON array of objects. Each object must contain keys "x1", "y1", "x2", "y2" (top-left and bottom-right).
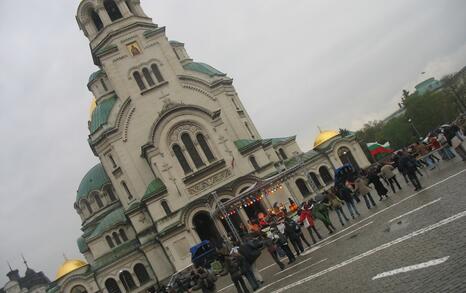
[{"x1": 367, "y1": 142, "x2": 394, "y2": 160}]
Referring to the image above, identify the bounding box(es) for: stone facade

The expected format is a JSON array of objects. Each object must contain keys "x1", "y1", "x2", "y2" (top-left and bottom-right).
[{"x1": 48, "y1": 1, "x2": 370, "y2": 293}]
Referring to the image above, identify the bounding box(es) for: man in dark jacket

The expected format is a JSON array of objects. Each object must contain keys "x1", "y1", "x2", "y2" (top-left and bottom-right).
[
  {"x1": 284, "y1": 217, "x2": 304, "y2": 256},
  {"x1": 337, "y1": 185, "x2": 360, "y2": 219},
  {"x1": 238, "y1": 237, "x2": 263, "y2": 285},
  {"x1": 399, "y1": 152, "x2": 422, "y2": 191}
]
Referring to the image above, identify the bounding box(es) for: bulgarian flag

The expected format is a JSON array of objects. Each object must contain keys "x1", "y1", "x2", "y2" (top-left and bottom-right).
[{"x1": 367, "y1": 142, "x2": 394, "y2": 160}]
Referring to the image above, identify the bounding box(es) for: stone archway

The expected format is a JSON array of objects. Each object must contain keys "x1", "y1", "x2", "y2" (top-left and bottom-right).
[
  {"x1": 192, "y1": 211, "x2": 222, "y2": 246},
  {"x1": 338, "y1": 146, "x2": 360, "y2": 171}
]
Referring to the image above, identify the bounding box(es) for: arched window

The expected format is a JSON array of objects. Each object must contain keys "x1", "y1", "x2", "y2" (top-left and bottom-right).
[
  {"x1": 119, "y1": 271, "x2": 137, "y2": 291},
  {"x1": 125, "y1": 1, "x2": 134, "y2": 14},
  {"x1": 319, "y1": 166, "x2": 333, "y2": 185},
  {"x1": 244, "y1": 122, "x2": 255, "y2": 139},
  {"x1": 119, "y1": 229, "x2": 128, "y2": 242},
  {"x1": 151, "y1": 64, "x2": 164, "y2": 83},
  {"x1": 93, "y1": 193, "x2": 104, "y2": 208},
  {"x1": 161, "y1": 200, "x2": 171, "y2": 216},
  {"x1": 173, "y1": 144, "x2": 192, "y2": 174},
  {"x1": 104, "y1": 0, "x2": 123, "y2": 21},
  {"x1": 71, "y1": 285, "x2": 87, "y2": 293},
  {"x1": 133, "y1": 72, "x2": 146, "y2": 91},
  {"x1": 196, "y1": 134, "x2": 215, "y2": 162},
  {"x1": 121, "y1": 181, "x2": 133, "y2": 200},
  {"x1": 90, "y1": 11, "x2": 103, "y2": 31},
  {"x1": 338, "y1": 147, "x2": 360, "y2": 171},
  {"x1": 105, "y1": 185, "x2": 117, "y2": 201},
  {"x1": 106, "y1": 235, "x2": 115, "y2": 248},
  {"x1": 309, "y1": 172, "x2": 323, "y2": 189},
  {"x1": 101, "y1": 79, "x2": 108, "y2": 92},
  {"x1": 105, "y1": 278, "x2": 121, "y2": 293},
  {"x1": 278, "y1": 148, "x2": 288, "y2": 160},
  {"x1": 113, "y1": 232, "x2": 122, "y2": 245},
  {"x1": 181, "y1": 133, "x2": 205, "y2": 169},
  {"x1": 249, "y1": 156, "x2": 260, "y2": 170},
  {"x1": 296, "y1": 179, "x2": 311, "y2": 197},
  {"x1": 134, "y1": 264, "x2": 150, "y2": 285},
  {"x1": 142, "y1": 68, "x2": 155, "y2": 87}
]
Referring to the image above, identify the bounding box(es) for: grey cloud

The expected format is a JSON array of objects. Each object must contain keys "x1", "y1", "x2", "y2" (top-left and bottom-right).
[{"x1": 1, "y1": 0, "x2": 465, "y2": 284}]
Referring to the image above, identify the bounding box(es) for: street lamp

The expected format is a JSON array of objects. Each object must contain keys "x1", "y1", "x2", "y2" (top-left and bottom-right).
[{"x1": 408, "y1": 118, "x2": 422, "y2": 140}]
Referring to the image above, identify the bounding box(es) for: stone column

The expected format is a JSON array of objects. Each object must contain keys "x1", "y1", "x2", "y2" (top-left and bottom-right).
[
  {"x1": 115, "y1": 0, "x2": 132, "y2": 17},
  {"x1": 130, "y1": 0, "x2": 148, "y2": 18},
  {"x1": 96, "y1": 5, "x2": 112, "y2": 26},
  {"x1": 82, "y1": 16, "x2": 97, "y2": 37}
]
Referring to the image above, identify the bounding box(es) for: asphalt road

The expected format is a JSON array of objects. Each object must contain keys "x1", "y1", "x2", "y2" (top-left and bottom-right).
[{"x1": 216, "y1": 158, "x2": 466, "y2": 293}]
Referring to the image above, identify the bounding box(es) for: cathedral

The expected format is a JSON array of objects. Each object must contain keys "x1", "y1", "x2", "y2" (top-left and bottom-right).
[{"x1": 47, "y1": 1, "x2": 370, "y2": 293}]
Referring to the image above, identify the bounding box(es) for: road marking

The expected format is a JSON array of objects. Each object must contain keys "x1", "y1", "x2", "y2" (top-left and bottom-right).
[
  {"x1": 372, "y1": 256, "x2": 450, "y2": 280},
  {"x1": 275, "y1": 257, "x2": 314, "y2": 275},
  {"x1": 256, "y1": 259, "x2": 328, "y2": 292},
  {"x1": 301, "y1": 168, "x2": 465, "y2": 253},
  {"x1": 302, "y1": 221, "x2": 374, "y2": 256},
  {"x1": 388, "y1": 198, "x2": 442, "y2": 223},
  {"x1": 218, "y1": 169, "x2": 465, "y2": 293},
  {"x1": 270, "y1": 210, "x2": 466, "y2": 293}
]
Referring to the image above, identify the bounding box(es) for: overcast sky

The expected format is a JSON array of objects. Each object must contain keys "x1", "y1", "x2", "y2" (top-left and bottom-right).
[{"x1": 1, "y1": 0, "x2": 465, "y2": 285}]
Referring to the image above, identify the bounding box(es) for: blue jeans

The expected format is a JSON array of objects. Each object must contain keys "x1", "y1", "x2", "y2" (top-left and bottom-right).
[
  {"x1": 345, "y1": 199, "x2": 360, "y2": 217},
  {"x1": 335, "y1": 206, "x2": 349, "y2": 225},
  {"x1": 362, "y1": 192, "x2": 376, "y2": 209}
]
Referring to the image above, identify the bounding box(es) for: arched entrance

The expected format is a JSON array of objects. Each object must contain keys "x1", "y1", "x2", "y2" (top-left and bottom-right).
[
  {"x1": 219, "y1": 199, "x2": 244, "y2": 235},
  {"x1": 192, "y1": 211, "x2": 222, "y2": 246},
  {"x1": 338, "y1": 147, "x2": 360, "y2": 171}
]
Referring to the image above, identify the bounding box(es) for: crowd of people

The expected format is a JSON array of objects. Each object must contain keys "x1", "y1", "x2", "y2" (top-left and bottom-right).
[{"x1": 162, "y1": 120, "x2": 465, "y2": 293}]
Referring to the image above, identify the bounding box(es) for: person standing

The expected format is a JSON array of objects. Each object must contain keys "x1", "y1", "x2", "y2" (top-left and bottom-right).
[
  {"x1": 311, "y1": 199, "x2": 336, "y2": 234},
  {"x1": 326, "y1": 188, "x2": 350, "y2": 226},
  {"x1": 262, "y1": 234, "x2": 285, "y2": 270},
  {"x1": 367, "y1": 168, "x2": 389, "y2": 200},
  {"x1": 399, "y1": 151, "x2": 422, "y2": 191},
  {"x1": 380, "y1": 163, "x2": 402, "y2": 193},
  {"x1": 354, "y1": 176, "x2": 377, "y2": 209},
  {"x1": 337, "y1": 185, "x2": 360, "y2": 219},
  {"x1": 271, "y1": 226, "x2": 295, "y2": 264},
  {"x1": 297, "y1": 203, "x2": 323, "y2": 244},
  {"x1": 445, "y1": 125, "x2": 466, "y2": 161},
  {"x1": 284, "y1": 217, "x2": 304, "y2": 256},
  {"x1": 239, "y1": 237, "x2": 264, "y2": 285},
  {"x1": 225, "y1": 253, "x2": 250, "y2": 293}
]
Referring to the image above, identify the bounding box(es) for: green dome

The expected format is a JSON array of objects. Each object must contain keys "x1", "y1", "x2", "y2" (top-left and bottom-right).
[
  {"x1": 89, "y1": 95, "x2": 117, "y2": 134},
  {"x1": 88, "y1": 69, "x2": 104, "y2": 83},
  {"x1": 89, "y1": 208, "x2": 127, "y2": 239},
  {"x1": 183, "y1": 62, "x2": 225, "y2": 77},
  {"x1": 76, "y1": 163, "x2": 111, "y2": 202}
]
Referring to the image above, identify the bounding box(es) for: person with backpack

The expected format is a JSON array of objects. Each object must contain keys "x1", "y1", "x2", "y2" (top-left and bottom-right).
[
  {"x1": 284, "y1": 217, "x2": 304, "y2": 256},
  {"x1": 262, "y1": 233, "x2": 285, "y2": 270},
  {"x1": 271, "y1": 226, "x2": 295, "y2": 264},
  {"x1": 238, "y1": 237, "x2": 263, "y2": 285},
  {"x1": 325, "y1": 188, "x2": 350, "y2": 227},
  {"x1": 225, "y1": 253, "x2": 250, "y2": 293},
  {"x1": 231, "y1": 246, "x2": 259, "y2": 291}
]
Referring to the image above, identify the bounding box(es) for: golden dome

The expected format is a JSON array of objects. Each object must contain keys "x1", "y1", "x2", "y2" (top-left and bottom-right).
[
  {"x1": 55, "y1": 259, "x2": 87, "y2": 280},
  {"x1": 313, "y1": 130, "x2": 340, "y2": 148},
  {"x1": 89, "y1": 98, "x2": 97, "y2": 120}
]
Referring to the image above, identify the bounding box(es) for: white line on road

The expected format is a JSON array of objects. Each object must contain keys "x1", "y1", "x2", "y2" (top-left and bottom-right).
[
  {"x1": 270, "y1": 210, "x2": 466, "y2": 293},
  {"x1": 302, "y1": 221, "x2": 374, "y2": 256},
  {"x1": 256, "y1": 259, "x2": 328, "y2": 293},
  {"x1": 372, "y1": 256, "x2": 450, "y2": 280},
  {"x1": 388, "y1": 198, "x2": 442, "y2": 223},
  {"x1": 275, "y1": 257, "x2": 314, "y2": 275}
]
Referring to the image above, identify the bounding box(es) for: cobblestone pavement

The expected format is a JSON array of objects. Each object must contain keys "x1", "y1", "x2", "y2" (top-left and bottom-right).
[{"x1": 216, "y1": 158, "x2": 466, "y2": 293}]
